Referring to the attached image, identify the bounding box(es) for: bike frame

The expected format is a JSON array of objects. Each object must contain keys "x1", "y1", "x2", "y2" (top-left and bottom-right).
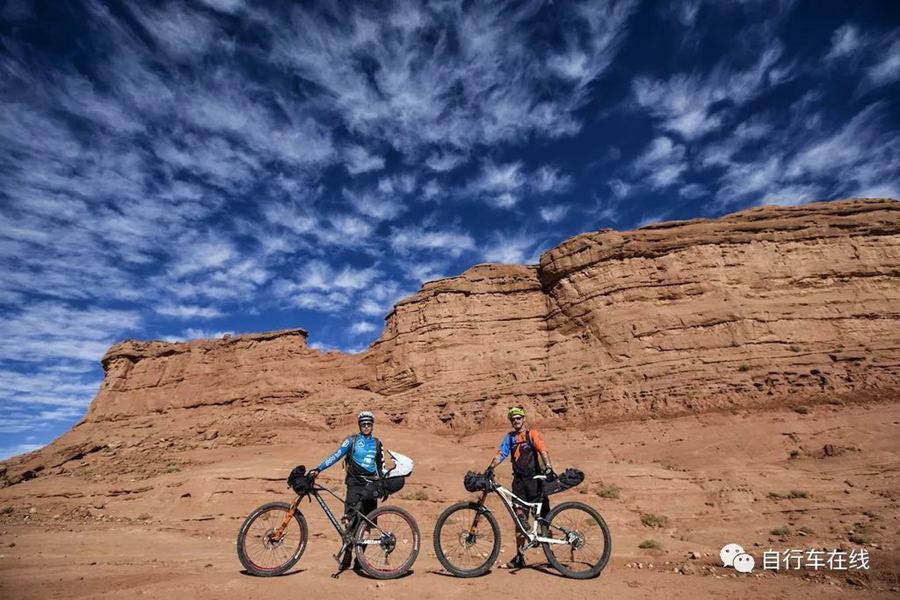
[
  {"x1": 473, "y1": 476, "x2": 568, "y2": 547},
  {"x1": 271, "y1": 484, "x2": 390, "y2": 558}
]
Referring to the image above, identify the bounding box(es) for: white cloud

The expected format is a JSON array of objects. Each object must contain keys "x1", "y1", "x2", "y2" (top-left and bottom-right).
[
  {"x1": 344, "y1": 188, "x2": 406, "y2": 221},
  {"x1": 270, "y1": 1, "x2": 637, "y2": 153},
  {"x1": 198, "y1": 0, "x2": 245, "y2": 14},
  {"x1": 755, "y1": 185, "x2": 821, "y2": 206},
  {"x1": 826, "y1": 24, "x2": 865, "y2": 60},
  {"x1": 350, "y1": 321, "x2": 378, "y2": 335},
  {"x1": 425, "y1": 151, "x2": 465, "y2": 172},
  {"x1": 390, "y1": 225, "x2": 476, "y2": 257},
  {"x1": 539, "y1": 205, "x2": 570, "y2": 223},
  {"x1": 482, "y1": 232, "x2": 540, "y2": 265},
  {"x1": 168, "y1": 236, "x2": 236, "y2": 277},
  {"x1": 405, "y1": 260, "x2": 448, "y2": 283},
  {"x1": 0, "y1": 303, "x2": 142, "y2": 363},
  {"x1": 344, "y1": 144, "x2": 386, "y2": 174},
  {"x1": 422, "y1": 180, "x2": 442, "y2": 201},
  {"x1": 0, "y1": 443, "x2": 44, "y2": 460},
  {"x1": 868, "y1": 39, "x2": 900, "y2": 88},
  {"x1": 296, "y1": 260, "x2": 381, "y2": 293},
  {"x1": 473, "y1": 161, "x2": 526, "y2": 194},
  {"x1": 469, "y1": 161, "x2": 573, "y2": 207},
  {"x1": 633, "y1": 136, "x2": 688, "y2": 188},
  {"x1": 163, "y1": 328, "x2": 235, "y2": 342},
  {"x1": 633, "y1": 42, "x2": 788, "y2": 139},
  {"x1": 533, "y1": 166, "x2": 573, "y2": 194},
  {"x1": 608, "y1": 179, "x2": 631, "y2": 198},
  {"x1": 634, "y1": 212, "x2": 669, "y2": 228},
  {"x1": 127, "y1": 3, "x2": 218, "y2": 60},
  {"x1": 155, "y1": 304, "x2": 225, "y2": 320},
  {"x1": 710, "y1": 102, "x2": 899, "y2": 209}
]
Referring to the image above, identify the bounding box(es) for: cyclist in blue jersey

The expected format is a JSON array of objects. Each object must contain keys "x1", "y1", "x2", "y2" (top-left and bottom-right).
[{"x1": 308, "y1": 410, "x2": 386, "y2": 571}]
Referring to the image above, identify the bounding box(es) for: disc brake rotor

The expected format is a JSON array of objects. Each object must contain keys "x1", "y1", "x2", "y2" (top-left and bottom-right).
[{"x1": 263, "y1": 530, "x2": 285, "y2": 550}]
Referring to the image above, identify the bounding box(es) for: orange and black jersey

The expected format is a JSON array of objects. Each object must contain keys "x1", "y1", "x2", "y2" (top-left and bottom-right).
[{"x1": 495, "y1": 429, "x2": 547, "y2": 478}]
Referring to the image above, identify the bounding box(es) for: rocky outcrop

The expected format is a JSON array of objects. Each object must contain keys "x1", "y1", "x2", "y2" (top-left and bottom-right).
[
  {"x1": 88, "y1": 328, "x2": 381, "y2": 424},
  {"x1": 82, "y1": 199, "x2": 900, "y2": 429},
  {"x1": 362, "y1": 199, "x2": 900, "y2": 427}
]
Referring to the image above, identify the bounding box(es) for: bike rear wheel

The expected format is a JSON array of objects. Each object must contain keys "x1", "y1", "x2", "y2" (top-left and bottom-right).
[
  {"x1": 237, "y1": 501, "x2": 308, "y2": 576},
  {"x1": 354, "y1": 505, "x2": 420, "y2": 579},
  {"x1": 433, "y1": 501, "x2": 501, "y2": 577},
  {"x1": 541, "y1": 501, "x2": 611, "y2": 579}
]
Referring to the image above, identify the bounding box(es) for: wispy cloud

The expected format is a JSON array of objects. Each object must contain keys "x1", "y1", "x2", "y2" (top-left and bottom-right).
[
  {"x1": 390, "y1": 225, "x2": 476, "y2": 257},
  {"x1": 539, "y1": 204, "x2": 570, "y2": 223},
  {"x1": 163, "y1": 328, "x2": 235, "y2": 342},
  {"x1": 350, "y1": 321, "x2": 378, "y2": 335},
  {"x1": 632, "y1": 41, "x2": 788, "y2": 139},
  {"x1": 272, "y1": 260, "x2": 386, "y2": 314},
  {"x1": 868, "y1": 39, "x2": 900, "y2": 88},
  {"x1": 482, "y1": 231, "x2": 544, "y2": 265},
  {"x1": 270, "y1": 1, "x2": 637, "y2": 154},
  {"x1": 633, "y1": 136, "x2": 688, "y2": 189},
  {"x1": 155, "y1": 304, "x2": 225, "y2": 320},
  {"x1": 708, "y1": 102, "x2": 899, "y2": 208},
  {"x1": 825, "y1": 24, "x2": 868, "y2": 60},
  {"x1": 0, "y1": 443, "x2": 45, "y2": 460},
  {"x1": 344, "y1": 144, "x2": 386, "y2": 175}
]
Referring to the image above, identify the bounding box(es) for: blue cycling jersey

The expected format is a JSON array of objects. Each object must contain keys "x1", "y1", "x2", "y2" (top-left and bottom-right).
[{"x1": 317, "y1": 434, "x2": 380, "y2": 473}]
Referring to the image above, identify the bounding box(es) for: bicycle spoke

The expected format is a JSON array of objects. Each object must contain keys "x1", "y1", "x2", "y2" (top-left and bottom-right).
[
  {"x1": 358, "y1": 510, "x2": 417, "y2": 574},
  {"x1": 438, "y1": 507, "x2": 496, "y2": 571},
  {"x1": 546, "y1": 506, "x2": 606, "y2": 574},
  {"x1": 241, "y1": 506, "x2": 305, "y2": 573}
]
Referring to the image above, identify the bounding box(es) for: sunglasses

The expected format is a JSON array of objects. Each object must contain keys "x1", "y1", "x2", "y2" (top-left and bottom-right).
[
  {"x1": 360, "y1": 422, "x2": 373, "y2": 428},
  {"x1": 510, "y1": 416, "x2": 524, "y2": 422}
]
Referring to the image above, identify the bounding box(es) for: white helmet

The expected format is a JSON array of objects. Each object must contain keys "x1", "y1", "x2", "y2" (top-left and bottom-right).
[
  {"x1": 385, "y1": 450, "x2": 414, "y2": 477},
  {"x1": 358, "y1": 411, "x2": 374, "y2": 424}
]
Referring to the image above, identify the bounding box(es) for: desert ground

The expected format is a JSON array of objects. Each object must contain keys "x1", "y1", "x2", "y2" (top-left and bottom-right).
[{"x1": 1, "y1": 398, "x2": 898, "y2": 599}]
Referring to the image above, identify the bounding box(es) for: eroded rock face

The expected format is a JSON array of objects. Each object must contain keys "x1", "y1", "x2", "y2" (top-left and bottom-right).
[
  {"x1": 79, "y1": 199, "x2": 900, "y2": 431},
  {"x1": 88, "y1": 329, "x2": 381, "y2": 424}
]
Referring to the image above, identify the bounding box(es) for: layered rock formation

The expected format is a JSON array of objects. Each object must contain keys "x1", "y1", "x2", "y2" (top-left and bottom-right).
[{"x1": 85, "y1": 199, "x2": 900, "y2": 430}]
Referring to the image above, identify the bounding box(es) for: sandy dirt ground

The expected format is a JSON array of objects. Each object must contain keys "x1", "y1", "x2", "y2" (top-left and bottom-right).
[{"x1": 1, "y1": 400, "x2": 898, "y2": 599}]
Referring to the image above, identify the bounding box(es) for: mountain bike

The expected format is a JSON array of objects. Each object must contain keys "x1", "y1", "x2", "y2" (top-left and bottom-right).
[
  {"x1": 433, "y1": 471, "x2": 611, "y2": 579},
  {"x1": 237, "y1": 475, "x2": 420, "y2": 579}
]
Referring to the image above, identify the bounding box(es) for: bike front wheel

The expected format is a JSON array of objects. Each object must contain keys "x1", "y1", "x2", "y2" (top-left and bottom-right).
[
  {"x1": 237, "y1": 501, "x2": 308, "y2": 576},
  {"x1": 433, "y1": 501, "x2": 501, "y2": 577},
  {"x1": 541, "y1": 501, "x2": 611, "y2": 579},
  {"x1": 354, "y1": 505, "x2": 421, "y2": 579}
]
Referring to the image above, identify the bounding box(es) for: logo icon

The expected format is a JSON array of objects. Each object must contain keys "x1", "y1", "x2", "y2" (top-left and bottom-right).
[
  {"x1": 720, "y1": 543, "x2": 745, "y2": 567},
  {"x1": 733, "y1": 552, "x2": 755, "y2": 573},
  {"x1": 721, "y1": 543, "x2": 754, "y2": 572}
]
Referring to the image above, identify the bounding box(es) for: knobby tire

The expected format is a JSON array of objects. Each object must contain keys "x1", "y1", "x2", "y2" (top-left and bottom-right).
[
  {"x1": 237, "y1": 501, "x2": 308, "y2": 577},
  {"x1": 433, "y1": 501, "x2": 502, "y2": 577}
]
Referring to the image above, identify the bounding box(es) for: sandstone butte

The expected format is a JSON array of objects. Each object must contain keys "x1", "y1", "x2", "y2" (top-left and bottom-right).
[{"x1": 2, "y1": 197, "x2": 899, "y2": 485}]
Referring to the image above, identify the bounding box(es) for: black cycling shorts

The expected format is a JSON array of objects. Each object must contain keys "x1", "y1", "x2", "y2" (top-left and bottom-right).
[
  {"x1": 512, "y1": 476, "x2": 543, "y2": 503},
  {"x1": 512, "y1": 476, "x2": 549, "y2": 518}
]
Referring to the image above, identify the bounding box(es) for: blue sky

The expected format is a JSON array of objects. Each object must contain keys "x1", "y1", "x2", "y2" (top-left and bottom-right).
[{"x1": 1, "y1": 0, "x2": 898, "y2": 459}]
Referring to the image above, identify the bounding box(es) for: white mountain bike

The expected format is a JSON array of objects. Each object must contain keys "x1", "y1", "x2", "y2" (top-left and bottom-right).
[{"x1": 433, "y1": 470, "x2": 611, "y2": 579}]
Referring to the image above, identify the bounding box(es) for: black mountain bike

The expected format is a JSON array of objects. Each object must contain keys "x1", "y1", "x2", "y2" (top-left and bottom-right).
[
  {"x1": 433, "y1": 471, "x2": 611, "y2": 579},
  {"x1": 237, "y1": 477, "x2": 420, "y2": 579}
]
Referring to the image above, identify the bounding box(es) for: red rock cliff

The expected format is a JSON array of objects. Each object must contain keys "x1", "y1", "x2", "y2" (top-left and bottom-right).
[{"x1": 87, "y1": 199, "x2": 900, "y2": 428}]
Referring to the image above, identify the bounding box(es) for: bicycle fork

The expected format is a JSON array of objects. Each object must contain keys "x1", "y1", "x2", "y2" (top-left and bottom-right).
[{"x1": 271, "y1": 497, "x2": 301, "y2": 544}]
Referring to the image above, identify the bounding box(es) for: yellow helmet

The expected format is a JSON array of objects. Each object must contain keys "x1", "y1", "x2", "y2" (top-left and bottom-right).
[{"x1": 507, "y1": 407, "x2": 526, "y2": 420}]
